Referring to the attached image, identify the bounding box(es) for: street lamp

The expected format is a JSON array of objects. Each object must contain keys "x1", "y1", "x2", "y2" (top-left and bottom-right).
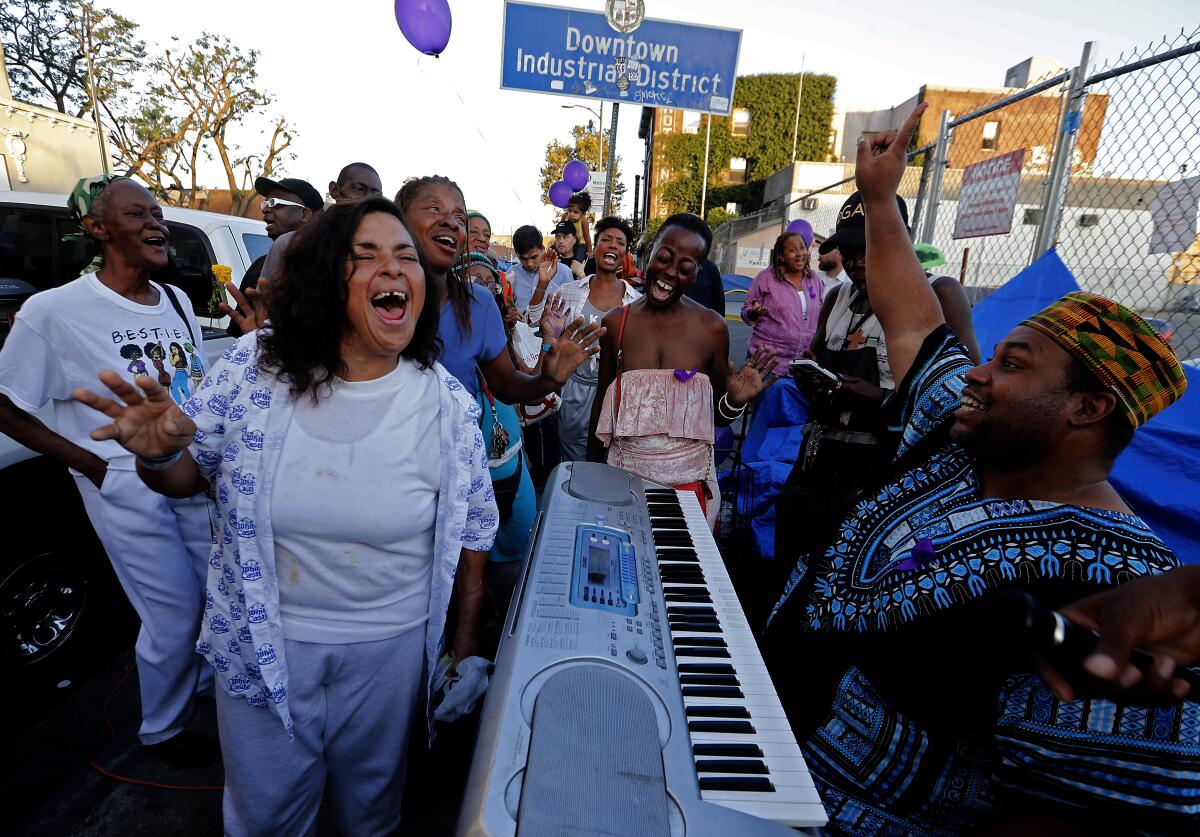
[{"x1": 561, "y1": 103, "x2": 605, "y2": 172}]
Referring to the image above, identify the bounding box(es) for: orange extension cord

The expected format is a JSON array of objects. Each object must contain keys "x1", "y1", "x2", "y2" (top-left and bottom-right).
[{"x1": 86, "y1": 663, "x2": 222, "y2": 792}]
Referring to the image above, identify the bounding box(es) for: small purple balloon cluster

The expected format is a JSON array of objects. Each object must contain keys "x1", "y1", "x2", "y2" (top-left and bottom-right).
[
  {"x1": 550, "y1": 159, "x2": 590, "y2": 208},
  {"x1": 395, "y1": 0, "x2": 452, "y2": 57}
]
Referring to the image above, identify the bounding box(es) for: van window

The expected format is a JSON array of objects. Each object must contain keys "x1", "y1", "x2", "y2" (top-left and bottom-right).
[
  {"x1": 243, "y1": 232, "x2": 271, "y2": 263},
  {"x1": 58, "y1": 218, "x2": 95, "y2": 283},
  {"x1": 151, "y1": 223, "x2": 216, "y2": 316},
  {"x1": 0, "y1": 208, "x2": 54, "y2": 290}
]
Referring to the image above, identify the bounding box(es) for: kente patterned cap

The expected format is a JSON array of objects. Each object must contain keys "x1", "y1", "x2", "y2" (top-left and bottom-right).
[{"x1": 1021, "y1": 291, "x2": 1186, "y2": 428}]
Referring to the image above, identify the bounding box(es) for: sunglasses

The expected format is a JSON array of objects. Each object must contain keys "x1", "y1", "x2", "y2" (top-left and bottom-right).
[{"x1": 261, "y1": 197, "x2": 307, "y2": 211}]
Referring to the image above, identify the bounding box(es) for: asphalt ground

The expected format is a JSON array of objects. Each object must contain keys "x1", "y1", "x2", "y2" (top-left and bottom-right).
[{"x1": 3, "y1": 602, "x2": 491, "y2": 836}]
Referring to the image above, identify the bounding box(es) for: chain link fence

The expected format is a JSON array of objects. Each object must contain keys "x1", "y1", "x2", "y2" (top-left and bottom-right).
[
  {"x1": 716, "y1": 26, "x2": 1200, "y2": 361},
  {"x1": 1056, "y1": 29, "x2": 1200, "y2": 362}
]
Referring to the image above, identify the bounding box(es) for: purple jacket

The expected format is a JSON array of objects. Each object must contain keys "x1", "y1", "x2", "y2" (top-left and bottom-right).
[{"x1": 742, "y1": 268, "x2": 825, "y2": 375}]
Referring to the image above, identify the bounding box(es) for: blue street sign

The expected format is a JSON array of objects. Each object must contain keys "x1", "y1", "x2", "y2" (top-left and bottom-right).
[{"x1": 501, "y1": 1, "x2": 742, "y2": 115}]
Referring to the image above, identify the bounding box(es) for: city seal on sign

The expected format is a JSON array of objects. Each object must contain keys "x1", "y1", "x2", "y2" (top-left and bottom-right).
[{"x1": 606, "y1": 0, "x2": 645, "y2": 34}]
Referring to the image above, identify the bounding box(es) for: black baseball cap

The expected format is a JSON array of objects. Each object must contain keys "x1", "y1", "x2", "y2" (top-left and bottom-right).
[
  {"x1": 818, "y1": 192, "x2": 909, "y2": 255},
  {"x1": 552, "y1": 221, "x2": 578, "y2": 237},
  {"x1": 254, "y1": 176, "x2": 324, "y2": 212}
]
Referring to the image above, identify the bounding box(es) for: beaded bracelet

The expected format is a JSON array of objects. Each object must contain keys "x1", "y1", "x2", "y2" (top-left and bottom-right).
[{"x1": 137, "y1": 449, "x2": 184, "y2": 471}]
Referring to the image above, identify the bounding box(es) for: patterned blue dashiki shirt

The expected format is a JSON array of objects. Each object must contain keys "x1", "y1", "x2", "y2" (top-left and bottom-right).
[{"x1": 765, "y1": 325, "x2": 1198, "y2": 836}]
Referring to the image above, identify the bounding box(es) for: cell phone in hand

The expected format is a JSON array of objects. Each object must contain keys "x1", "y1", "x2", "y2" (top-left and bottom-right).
[
  {"x1": 996, "y1": 589, "x2": 1200, "y2": 692},
  {"x1": 789, "y1": 358, "x2": 839, "y2": 384}
]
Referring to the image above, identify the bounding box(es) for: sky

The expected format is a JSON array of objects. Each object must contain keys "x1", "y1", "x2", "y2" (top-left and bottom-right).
[{"x1": 101, "y1": 0, "x2": 1198, "y2": 234}]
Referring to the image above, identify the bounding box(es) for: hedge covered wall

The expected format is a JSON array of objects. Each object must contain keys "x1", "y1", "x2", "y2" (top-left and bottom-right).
[{"x1": 652, "y1": 72, "x2": 836, "y2": 217}]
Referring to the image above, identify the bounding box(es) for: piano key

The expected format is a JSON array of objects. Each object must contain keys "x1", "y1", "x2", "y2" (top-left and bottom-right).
[
  {"x1": 688, "y1": 720, "x2": 756, "y2": 735},
  {"x1": 698, "y1": 776, "x2": 775, "y2": 793},
  {"x1": 680, "y1": 674, "x2": 739, "y2": 686},
  {"x1": 692, "y1": 742, "x2": 764, "y2": 758},
  {"x1": 670, "y1": 623, "x2": 722, "y2": 633},
  {"x1": 685, "y1": 705, "x2": 752, "y2": 719},
  {"x1": 674, "y1": 647, "x2": 730, "y2": 658},
  {"x1": 682, "y1": 685, "x2": 744, "y2": 699},
  {"x1": 672, "y1": 637, "x2": 726, "y2": 648},
  {"x1": 677, "y1": 662, "x2": 736, "y2": 674},
  {"x1": 655, "y1": 550, "x2": 699, "y2": 563},
  {"x1": 695, "y1": 759, "x2": 770, "y2": 775}
]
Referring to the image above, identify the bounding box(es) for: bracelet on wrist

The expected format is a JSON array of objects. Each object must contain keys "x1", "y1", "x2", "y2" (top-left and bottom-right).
[
  {"x1": 137, "y1": 449, "x2": 184, "y2": 471},
  {"x1": 541, "y1": 342, "x2": 553, "y2": 354},
  {"x1": 718, "y1": 393, "x2": 746, "y2": 421}
]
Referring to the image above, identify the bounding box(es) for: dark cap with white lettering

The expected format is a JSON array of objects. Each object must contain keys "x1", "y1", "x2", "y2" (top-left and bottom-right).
[{"x1": 818, "y1": 191, "x2": 909, "y2": 255}]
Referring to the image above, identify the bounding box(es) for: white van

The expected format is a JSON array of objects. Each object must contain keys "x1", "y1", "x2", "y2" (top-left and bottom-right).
[
  {"x1": 0, "y1": 191, "x2": 266, "y2": 675},
  {"x1": 0, "y1": 191, "x2": 270, "y2": 332}
]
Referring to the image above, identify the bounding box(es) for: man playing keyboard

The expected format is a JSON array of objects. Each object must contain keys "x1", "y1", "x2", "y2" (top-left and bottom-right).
[{"x1": 763, "y1": 104, "x2": 1196, "y2": 835}]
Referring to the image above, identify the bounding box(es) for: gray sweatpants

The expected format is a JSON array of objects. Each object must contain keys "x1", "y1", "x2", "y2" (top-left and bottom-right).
[
  {"x1": 74, "y1": 469, "x2": 212, "y2": 744},
  {"x1": 216, "y1": 626, "x2": 426, "y2": 837}
]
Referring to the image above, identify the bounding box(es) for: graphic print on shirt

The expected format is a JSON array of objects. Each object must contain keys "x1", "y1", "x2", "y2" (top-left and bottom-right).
[
  {"x1": 168, "y1": 342, "x2": 192, "y2": 403},
  {"x1": 185, "y1": 342, "x2": 204, "y2": 388},
  {"x1": 146, "y1": 341, "x2": 172, "y2": 388},
  {"x1": 119, "y1": 343, "x2": 147, "y2": 379}
]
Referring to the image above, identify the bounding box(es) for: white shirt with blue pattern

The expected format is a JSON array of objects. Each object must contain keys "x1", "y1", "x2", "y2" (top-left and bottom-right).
[{"x1": 183, "y1": 333, "x2": 498, "y2": 737}]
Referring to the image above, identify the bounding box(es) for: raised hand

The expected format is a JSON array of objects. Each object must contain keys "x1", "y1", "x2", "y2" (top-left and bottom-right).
[
  {"x1": 219, "y1": 279, "x2": 267, "y2": 334},
  {"x1": 855, "y1": 102, "x2": 927, "y2": 204},
  {"x1": 72, "y1": 371, "x2": 197, "y2": 459},
  {"x1": 727, "y1": 347, "x2": 779, "y2": 406},
  {"x1": 542, "y1": 317, "x2": 605, "y2": 386},
  {"x1": 538, "y1": 249, "x2": 560, "y2": 285},
  {"x1": 539, "y1": 291, "x2": 569, "y2": 340}
]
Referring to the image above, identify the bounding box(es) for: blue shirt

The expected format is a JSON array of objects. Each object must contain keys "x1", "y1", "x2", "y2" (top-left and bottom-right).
[
  {"x1": 438, "y1": 282, "x2": 508, "y2": 397},
  {"x1": 505, "y1": 262, "x2": 574, "y2": 313}
]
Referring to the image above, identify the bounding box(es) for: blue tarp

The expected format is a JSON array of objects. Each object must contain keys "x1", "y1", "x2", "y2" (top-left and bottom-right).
[
  {"x1": 721, "y1": 250, "x2": 1200, "y2": 563},
  {"x1": 972, "y1": 250, "x2": 1200, "y2": 563},
  {"x1": 718, "y1": 379, "x2": 809, "y2": 558}
]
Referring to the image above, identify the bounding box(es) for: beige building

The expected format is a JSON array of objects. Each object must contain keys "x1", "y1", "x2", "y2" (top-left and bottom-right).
[{"x1": 0, "y1": 55, "x2": 106, "y2": 194}]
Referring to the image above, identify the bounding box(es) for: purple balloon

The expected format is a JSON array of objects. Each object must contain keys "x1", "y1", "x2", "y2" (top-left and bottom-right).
[
  {"x1": 549, "y1": 180, "x2": 573, "y2": 209},
  {"x1": 786, "y1": 218, "x2": 814, "y2": 248},
  {"x1": 394, "y1": 0, "x2": 452, "y2": 57},
  {"x1": 563, "y1": 159, "x2": 590, "y2": 192}
]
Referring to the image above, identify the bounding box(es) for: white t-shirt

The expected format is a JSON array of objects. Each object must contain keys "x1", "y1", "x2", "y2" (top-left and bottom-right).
[
  {"x1": 271, "y1": 357, "x2": 443, "y2": 644},
  {"x1": 0, "y1": 272, "x2": 206, "y2": 471}
]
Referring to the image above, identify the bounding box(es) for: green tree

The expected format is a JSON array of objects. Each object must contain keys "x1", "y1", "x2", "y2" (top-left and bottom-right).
[
  {"x1": 652, "y1": 72, "x2": 837, "y2": 215},
  {"x1": 639, "y1": 215, "x2": 666, "y2": 250},
  {"x1": 705, "y1": 206, "x2": 736, "y2": 229},
  {"x1": 0, "y1": 0, "x2": 145, "y2": 118},
  {"x1": 539, "y1": 121, "x2": 626, "y2": 215}
]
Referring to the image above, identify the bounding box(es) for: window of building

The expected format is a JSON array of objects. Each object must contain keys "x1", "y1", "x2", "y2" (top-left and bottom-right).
[
  {"x1": 729, "y1": 157, "x2": 748, "y2": 183},
  {"x1": 981, "y1": 121, "x2": 1000, "y2": 150},
  {"x1": 731, "y1": 108, "x2": 751, "y2": 137},
  {"x1": 682, "y1": 111, "x2": 701, "y2": 134}
]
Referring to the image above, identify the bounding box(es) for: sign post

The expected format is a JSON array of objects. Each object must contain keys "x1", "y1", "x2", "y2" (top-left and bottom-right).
[
  {"x1": 603, "y1": 104, "x2": 619, "y2": 215},
  {"x1": 953, "y1": 148, "x2": 1027, "y2": 240}
]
